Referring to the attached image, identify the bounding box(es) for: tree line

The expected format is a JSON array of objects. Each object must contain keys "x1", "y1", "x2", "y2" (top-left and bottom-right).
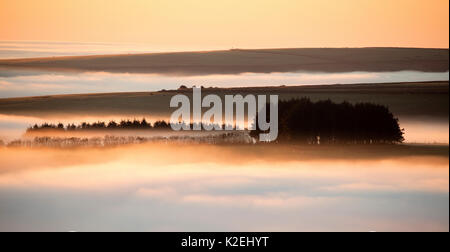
[
  {"x1": 251, "y1": 98, "x2": 404, "y2": 144},
  {"x1": 27, "y1": 98, "x2": 404, "y2": 145},
  {"x1": 27, "y1": 119, "x2": 172, "y2": 132},
  {"x1": 27, "y1": 120, "x2": 235, "y2": 132},
  {"x1": 7, "y1": 133, "x2": 252, "y2": 148}
]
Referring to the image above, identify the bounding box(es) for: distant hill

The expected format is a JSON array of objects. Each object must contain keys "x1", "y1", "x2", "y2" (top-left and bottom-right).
[
  {"x1": 0, "y1": 48, "x2": 448, "y2": 74},
  {"x1": 0, "y1": 81, "x2": 448, "y2": 121}
]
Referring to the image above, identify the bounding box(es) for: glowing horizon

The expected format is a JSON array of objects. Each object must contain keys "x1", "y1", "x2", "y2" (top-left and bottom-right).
[{"x1": 0, "y1": 0, "x2": 448, "y2": 50}]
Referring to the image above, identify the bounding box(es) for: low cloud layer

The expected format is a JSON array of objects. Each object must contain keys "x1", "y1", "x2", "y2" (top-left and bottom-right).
[{"x1": 0, "y1": 144, "x2": 448, "y2": 231}]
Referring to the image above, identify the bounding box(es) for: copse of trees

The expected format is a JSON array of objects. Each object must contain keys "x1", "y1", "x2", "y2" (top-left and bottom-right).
[{"x1": 251, "y1": 98, "x2": 404, "y2": 144}]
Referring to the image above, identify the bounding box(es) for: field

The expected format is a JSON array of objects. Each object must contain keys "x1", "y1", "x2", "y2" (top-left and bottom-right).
[{"x1": 0, "y1": 81, "x2": 447, "y2": 120}]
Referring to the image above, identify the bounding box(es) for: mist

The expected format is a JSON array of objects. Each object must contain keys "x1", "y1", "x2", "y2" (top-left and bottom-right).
[{"x1": 0, "y1": 143, "x2": 448, "y2": 231}]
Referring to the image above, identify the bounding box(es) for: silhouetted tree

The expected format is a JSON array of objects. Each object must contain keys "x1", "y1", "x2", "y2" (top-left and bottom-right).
[
  {"x1": 107, "y1": 121, "x2": 118, "y2": 129},
  {"x1": 153, "y1": 120, "x2": 170, "y2": 129}
]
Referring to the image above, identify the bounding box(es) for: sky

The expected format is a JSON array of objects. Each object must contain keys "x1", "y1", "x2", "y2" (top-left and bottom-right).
[{"x1": 0, "y1": 0, "x2": 449, "y2": 50}]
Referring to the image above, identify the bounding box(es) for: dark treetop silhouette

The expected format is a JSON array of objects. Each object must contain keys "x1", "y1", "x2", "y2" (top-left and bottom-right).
[
  {"x1": 26, "y1": 120, "x2": 229, "y2": 133},
  {"x1": 27, "y1": 99, "x2": 404, "y2": 145},
  {"x1": 28, "y1": 119, "x2": 170, "y2": 132},
  {"x1": 251, "y1": 98, "x2": 404, "y2": 144}
]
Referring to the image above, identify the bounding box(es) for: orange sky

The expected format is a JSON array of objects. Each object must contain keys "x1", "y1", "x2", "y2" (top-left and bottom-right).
[{"x1": 0, "y1": 0, "x2": 448, "y2": 50}]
